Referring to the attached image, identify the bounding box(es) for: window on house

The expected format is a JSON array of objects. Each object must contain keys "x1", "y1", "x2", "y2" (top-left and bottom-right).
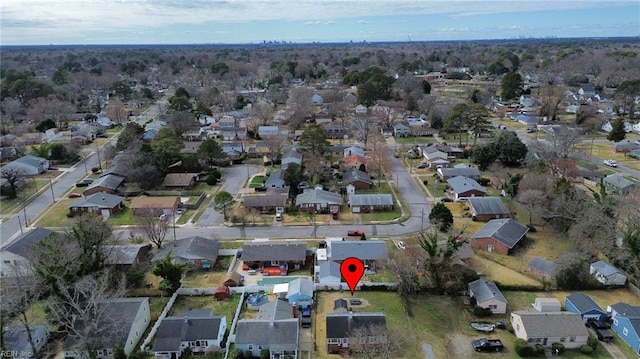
[
  {"x1": 202, "y1": 341, "x2": 207, "y2": 346},
  {"x1": 248, "y1": 345, "x2": 253, "y2": 350},
  {"x1": 623, "y1": 328, "x2": 629, "y2": 336},
  {"x1": 613, "y1": 319, "x2": 618, "y2": 326},
  {"x1": 258, "y1": 345, "x2": 263, "y2": 350},
  {"x1": 3, "y1": 260, "x2": 10, "y2": 264},
  {"x1": 560, "y1": 337, "x2": 565, "y2": 342},
  {"x1": 196, "y1": 341, "x2": 200, "y2": 346},
  {"x1": 271, "y1": 260, "x2": 280, "y2": 266},
  {"x1": 360, "y1": 338, "x2": 366, "y2": 344},
  {"x1": 368, "y1": 337, "x2": 375, "y2": 343},
  {"x1": 569, "y1": 336, "x2": 576, "y2": 342},
  {"x1": 489, "y1": 305, "x2": 497, "y2": 309}
]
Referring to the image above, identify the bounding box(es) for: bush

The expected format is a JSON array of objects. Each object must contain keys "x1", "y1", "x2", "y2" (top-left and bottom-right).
[
  {"x1": 551, "y1": 342, "x2": 565, "y2": 354},
  {"x1": 206, "y1": 173, "x2": 219, "y2": 185},
  {"x1": 514, "y1": 339, "x2": 535, "y2": 357},
  {"x1": 580, "y1": 345, "x2": 594, "y2": 354},
  {"x1": 91, "y1": 166, "x2": 100, "y2": 173},
  {"x1": 423, "y1": 180, "x2": 429, "y2": 185},
  {"x1": 587, "y1": 335, "x2": 598, "y2": 350},
  {"x1": 535, "y1": 344, "x2": 545, "y2": 355},
  {"x1": 527, "y1": 224, "x2": 537, "y2": 233},
  {"x1": 478, "y1": 177, "x2": 491, "y2": 186},
  {"x1": 473, "y1": 306, "x2": 493, "y2": 317}
]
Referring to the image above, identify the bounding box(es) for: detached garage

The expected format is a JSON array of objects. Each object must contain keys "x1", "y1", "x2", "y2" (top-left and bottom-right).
[{"x1": 565, "y1": 292, "x2": 607, "y2": 323}]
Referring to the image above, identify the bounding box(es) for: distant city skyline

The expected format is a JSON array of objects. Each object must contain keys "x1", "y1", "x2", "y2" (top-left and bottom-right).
[{"x1": 1, "y1": 1, "x2": 638, "y2": 45}]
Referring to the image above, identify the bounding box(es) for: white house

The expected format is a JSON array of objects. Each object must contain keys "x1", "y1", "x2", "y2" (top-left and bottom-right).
[
  {"x1": 602, "y1": 120, "x2": 633, "y2": 133},
  {"x1": 0, "y1": 227, "x2": 52, "y2": 278},
  {"x1": 468, "y1": 279, "x2": 508, "y2": 314},
  {"x1": 510, "y1": 311, "x2": 589, "y2": 349},
  {"x1": 590, "y1": 260, "x2": 627, "y2": 286},
  {"x1": 2, "y1": 155, "x2": 50, "y2": 175},
  {"x1": 311, "y1": 93, "x2": 323, "y2": 105},
  {"x1": 633, "y1": 121, "x2": 640, "y2": 134},
  {"x1": 355, "y1": 105, "x2": 367, "y2": 115},
  {"x1": 153, "y1": 310, "x2": 227, "y2": 359},
  {"x1": 532, "y1": 298, "x2": 562, "y2": 312}
]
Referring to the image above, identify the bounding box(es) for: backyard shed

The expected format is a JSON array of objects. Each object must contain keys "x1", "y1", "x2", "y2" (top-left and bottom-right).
[{"x1": 215, "y1": 286, "x2": 230, "y2": 301}]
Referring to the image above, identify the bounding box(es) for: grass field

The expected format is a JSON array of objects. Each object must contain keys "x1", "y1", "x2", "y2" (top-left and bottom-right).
[
  {"x1": 248, "y1": 175, "x2": 266, "y2": 188},
  {"x1": 170, "y1": 294, "x2": 240, "y2": 324},
  {"x1": 469, "y1": 256, "x2": 543, "y2": 288}
]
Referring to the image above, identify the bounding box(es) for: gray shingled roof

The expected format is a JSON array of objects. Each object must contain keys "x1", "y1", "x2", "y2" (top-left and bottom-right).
[
  {"x1": 330, "y1": 240, "x2": 389, "y2": 261},
  {"x1": 610, "y1": 302, "x2": 640, "y2": 318},
  {"x1": 512, "y1": 311, "x2": 588, "y2": 338},
  {"x1": 468, "y1": 197, "x2": 509, "y2": 216},
  {"x1": 326, "y1": 312, "x2": 386, "y2": 338},
  {"x1": 319, "y1": 261, "x2": 341, "y2": 280},
  {"x1": 86, "y1": 174, "x2": 124, "y2": 191},
  {"x1": 265, "y1": 169, "x2": 285, "y2": 188},
  {"x1": 342, "y1": 170, "x2": 373, "y2": 185},
  {"x1": 296, "y1": 188, "x2": 342, "y2": 206},
  {"x1": 153, "y1": 236, "x2": 220, "y2": 263},
  {"x1": 468, "y1": 279, "x2": 507, "y2": 304},
  {"x1": 235, "y1": 319, "x2": 299, "y2": 346},
  {"x1": 439, "y1": 167, "x2": 481, "y2": 178},
  {"x1": 3, "y1": 227, "x2": 52, "y2": 258},
  {"x1": 287, "y1": 277, "x2": 314, "y2": 298},
  {"x1": 68, "y1": 192, "x2": 125, "y2": 209},
  {"x1": 348, "y1": 194, "x2": 393, "y2": 207},
  {"x1": 471, "y1": 218, "x2": 528, "y2": 249},
  {"x1": 14, "y1": 155, "x2": 48, "y2": 168},
  {"x1": 565, "y1": 293, "x2": 604, "y2": 314},
  {"x1": 243, "y1": 194, "x2": 287, "y2": 208},
  {"x1": 528, "y1": 256, "x2": 559, "y2": 276},
  {"x1": 257, "y1": 299, "x2": 294, "y2": 321},
  {"x1": 152, "y1": 315, "x2": 224, "y2": 352},
  {"x1": 591, "y1": 260, "x2": 623, "y2": 276},
  {"x1": 447, "y1": 176, "x2": 487, "y2": 194},
  {"x1": 105, "y1": 244, "x2": 151, "y2": 265},
  {"x1": 4, "y1": 325, "x2": 48, "y2": 353},
  {"x1": 242, "y1": 242, "x2": 307, "y2": 262},
  {"x1": 604, "y1": 174, "x2": 636, "y2": 189}
]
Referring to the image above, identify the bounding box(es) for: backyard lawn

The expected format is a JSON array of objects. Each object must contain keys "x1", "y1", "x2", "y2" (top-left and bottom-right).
[
  {"x1": 169, "y1": 294, "x2": 240, "y2": 324},
  {"x1": 248, "y1": 175, "x2": 266, "y2": 188}
]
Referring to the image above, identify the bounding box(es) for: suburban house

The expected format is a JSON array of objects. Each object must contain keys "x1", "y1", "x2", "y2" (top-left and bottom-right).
[
  {"x1": 422, "y1": 150, "x2": 449, "y2": 169},
  {"x1": 63, "y1": 297, "x2": 151, "y2": 359},
  {"x1": 281, "y1": 151, "x2": 303, "y2": 168},
  {"x1": 393, "y1": 123, "x2": 411, "y2": 137},
  {"x1": 603, "y1": 174, "x2": 637, "y2": 195},
  {"x1": 317, "y1": 261, "x2": 342, "y2": 285},
  {"x1": 153, "y1": 236, "x2": 220, "y2": 270},
  {"x1": 342, "y1": 154, "x2": 367, "y2": 171},
  {"x1": 311, "y1": 93, "x2": 323, "y2": 105},
  {"x1": 68, "y1": 192, "x2": 125, "y2": 218},
  {"x1": 101, "y1": 153, "x2": 135, "y2": 179},
  {"x1": 221, "y1": 127, "x2": 248, "y2": 141},
  {"x1": 235, "y1": 319, "x2": 300, "y2": 359},
  {"x1": 326, "y1": 312, "x2": 387, "y2": 354},
  {"x1": 341, "y1": 170, "x2": 373, "y2": 190},
  {"x1": 223, "y1": 272, "x2": 243, "y2": 287},
  {"x1": 590, "y1": 260, "x2": 627, "y2": 286},
  {"x1": 84, "y1": 174, "x2": 124, "y2": 196},
  {"x1": 467, "y1": 197, "x2": 510, "y2": 221},
  {"x1": 4, "y1": 325, "x2": 49, "y2": 355},
  {"x1": 243, "y1": 193, "x2": 287, "y2": 214},
  {"x1": 532, "y1": 298, "x2": 561, "y2": 312},
  {"x1": 355, "y1": 105, "x2": 368, "y2": 115},
  {"x1": 609, "y1": 302, "x2": 640, "y2": 355},
  {"x1": 602, "y1": 120, "x2": 633, "y2": 133},
  {"x1": 241, "y1": 242, "x2": 309, "y2": 276},
  {"x1": 343, "y1": 145, "x2": 365, "y2": 158},
  {"x1": 326, "y1": 240, "x2": 389, "y2": 273},
  {"x1": 220, "y1": 141, "x2": 245, "y2": 160},
  {"x1": 324, "y1": 123, "x2": 348, "y2": 139},
  {"x1": 611, "y1": 140, "x2": 640, "y2": 153},
  {"x1": 295, "y1": 188, "x2": 342, "y2": 214},
  {"x1": 348, "y1": 194, "x2": 393, "y2": 213},
  {"x1": 161, "y1": 173, "x2": 198, "y2": 189},
  {"x1": 470, "y1": 218, "x2": 529, "y2": 255},
  {"x1": 152, "y1": 310, "x2": 227, "y2": 359},
  {"x1": 285, "y1": 277, "x2": 314, "y2": 308},
  {"x1": 446, "y1": 176, "x2": 487, "y2": 201},
  {"x1": 528, "y1": 257, "x2": 559, "y2": 279},
  {"x1": 3, "y1": 155, "x2": 49, "y2": 175},
  {"x1": 510, "y1": 311, "x2": 589, "y2": 349},
  {"x1": 258, "y1": 125, "x2": 280, "y2": 137},
  {"x1": 437, "y1": 167, "x2": 481, "y2": 181},
  {"x1": 264, "y1": 169, "x2": 286, "y2": 188},
  {"x1": 104, "y1": 244, "x2": 152, "y2": 269},
  {"x1": 0, "y1": 227, "x2": 52, "y2": 277},
  {"x1": 130, "y1": 196, "x2": 180, "y2": 216},
  {"x1": 467, "y1": 279, "x2": 508, "y2": 314},
  {"x1": 565, "y1": 293, "x2": 607, "y2": 323}
]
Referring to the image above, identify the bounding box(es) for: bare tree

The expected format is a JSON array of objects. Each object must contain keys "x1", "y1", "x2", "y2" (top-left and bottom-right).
[
  {"x1": 137, "y1": 208, "x2": 169, "y2": 249},
  {"x1": 47, "y1": 273, "x2": 128, "y2": 359},
  {"x1": 105, "y1": 98, "x2": 129, "y2": 125},
  {"x1": 263, "y1": 134, "x2": 286, "y2": 166},
  {"x1": 351, "y1": 117, "x2": 376, "y2": 147},
  {"x1": 287, "y1": 87, "x2": 314, "y2": 130},
  {"x1": 372, "y1": 105, "x2": 401, "y2": 130},
  {"x1": 0, "y1": 167, "x2": 25, "y2": 199},
  {"x1": 385, "y1": 250, "x2": 422, "y2": 297},
  {"x1": 348, "y1": 324, "x2": 406, "y2": 359},
  {"x1": 1, "y1": 98, "x2": 23, "y2": 128},
  {"x1": 518, "y1": 189, "x2": 546, "y2": 225},
  {"x1": 529, "y1": 126, "x2": 581, "y2": 174},
  {"x1": 167, "y1": 110, "x2": 197, "y2": 136},
  {"x1": 366, "y1": 133, "x2": 392, "y2": 187},
  {"x1": 251, "y1": 99, "x2": 275, "y2": 125},
  {"x1": 1, "y1": 273, "x2": 42, "y2": 354}
]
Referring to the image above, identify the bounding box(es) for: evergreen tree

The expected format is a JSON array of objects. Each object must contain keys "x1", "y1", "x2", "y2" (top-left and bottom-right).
[
  {"x1": 607, "y1": 117, "x2": 626, "y2": 142},
  {"x1": 428, "y1": 202, "x2": 454, "y2": 232}
]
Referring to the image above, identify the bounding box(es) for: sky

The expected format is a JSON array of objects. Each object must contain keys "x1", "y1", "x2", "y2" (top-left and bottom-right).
[{"x1": 1, "y1": 1, "x2": 639, "y2": 45}]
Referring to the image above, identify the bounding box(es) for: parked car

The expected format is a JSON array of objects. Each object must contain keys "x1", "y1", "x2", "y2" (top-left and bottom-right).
[
  {"x1": 75, "y1": 178, "x2": 94, "y2": 187},
  {"x1": 159, "y1": 213, "x2": 169, "y2": 221},
  {"x1": 396, "y1": 241, "x2": 406, "y2": 250},
  {"x1": 603, "y1": 159, "x2": 618, "y2": 167},
  {"x1": 416, "y1": 163, "x2": 428, "y2": 169},
  {"x1": 347, "y1": 229, "x2": 364, "y2": 237},
  {"x1": 275, "y1": 213, "x2": 283, "y2": 221},
  {"x1": 440, "y1": 197, "x2": 453, "y2": 202},
  {"x1": 96, "y1": 133, "x2": 108, "y2": 138},
  {"x1": 176, "y1": 208, "x2": 185, "y2": 215},
  {"x1": 471, "y1": 338, "x2": 504, "y2": 352},
  {"x1": 68, "y1": 193, "x2": 82, "y2": 198}
]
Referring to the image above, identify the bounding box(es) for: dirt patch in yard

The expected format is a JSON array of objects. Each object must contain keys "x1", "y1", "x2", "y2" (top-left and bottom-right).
[{"x1": 449, "y1": 333, "x2": 476, "y2": 358}]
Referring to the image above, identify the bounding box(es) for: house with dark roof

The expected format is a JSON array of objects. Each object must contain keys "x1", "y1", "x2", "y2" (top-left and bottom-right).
[
  {"x1": 235, "y1": 319, "x2": 299, "y2": 359},
  {"x1": 341, "y1": 170, "x2": 373, "y2": 190},
  {"x1": 104, "y1": 244, "x2": 152, "y2": 268},
  {"x1": 161, "y1": 173, "x2": 198, "y2": 189},
  {"x1": 257, "y1": 298, "x2": 294, "y2": 321},
  {"x1": 281, "y1": 151, "x2": 303, "y2": 168},
  {"x1": 609, "y1": 302, "x2": 640, "y2": 354},
  {"x1": 220, "y1": 141, "x2": 245, "y2": 160},
  {"x1": 243, "y1": 193, "x2": 287, "y2": 214},
  {"x1": 324, "y1": 122, "x2": 348, "y2": 139},
  {"x1": 326, "y1": 312, "x2": 386, "y2": 354},
  {"x1": 130, "y1": 196, "x2": 180, "y2": 216},
  {"x1": 565, "y1": 293, "x2": 607, "y2": 323},
  {"x1": 241, "y1": 242, "x2": 308, "y2": 275},
  {"x1": 221, "y1": 127, "x2": 248, "y2": 141},
  {"x1": 348, "y1": 194, "x2": 393, "y2": 213},
  {"x1": 318, "y1": 261, "x2": 341, "y2": 285},
  {"x1": 152, "y1": 311, "x2": 227, "y2": 359},
  {"x1": 470, "y1": 218, "x2": 529, "y2": 255},
  {"x1": 437, "y1": 167, "x2": 481, "y2": 180},
  {"x1": 2, "y1": 155, "x2": 49, "y2": 175},
  {"x1": 343, "y1": 145, "x2": 365, "y2": 158},
  {"x1": 446, "y1": 176, "x2": 487, "y2": 201},
  {"x1": 0, "y1": 227, "x2": 52, "y2": 277},
  {"x1": 467, "y1": 197, "x2": 510, "y2": 221},
  {"x1": 468, "y1": 279, "x2": 508, "y2": 314},
  {"x1": 153, "y1": 236, "x2": 220, "y2": 270},
  {"x1": 68, "y1": 192, "x2": 125, "y2": 218},
  {"x1": 101, "y1": 153, "x2": 134, "y2": 179},
  {"x1": 510, "y1": 311, "x2": 589, "y2": 349},
  {"x1": 393, "y1": 123, "x2": 410, "y2": 137},
  {"x1": 4, "y1": 325, "x2": 49, "y2": 355},
  {"x1": 603, "y1": 174, "x2": 637, "y2": 195},
  {"x1": 528, "y1": 256, "x2": 559, "y2": 279},
  {"x1": 265, "y1": 169, "x2": 286, "y2": 188},
  {"x1": 295, "y1": 188, "x2": 342, "y2": 214},
  {"x1": 83, "y1": 174, "x2": 125, "y2": 196},
  {"x1": 590, "y1": 260, "x2": 627, "y2": 286},
  {"x1": 328, "y1": 240, "x2": 388, "y2": 273},
  {"x1": 63, "y1": 297, "x2": 151, "y2": 359}
]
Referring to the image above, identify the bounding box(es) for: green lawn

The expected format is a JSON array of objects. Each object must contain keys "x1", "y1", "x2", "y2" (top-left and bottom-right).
[
  {"x1": 107, "y1": 206, "x2": 137, "y2": 225},
  {"x1": 219, "y1": 240, "x2": 245, "y2": 249},
  {"x1": 170, "y1": 294, "x2": 240, "y2": 324},
  {"x1": 360, "y1": 206, "x2": 401, "y2": 222},
  {"x1": 249, "y1": 175, "x2": 266, "y2": 188},
  {"x1": 394, "y1": 136, "x2": 438, "y2": 144},
  {"x1": 33, "y1": 198, "x2": 76, "y2": 227}
]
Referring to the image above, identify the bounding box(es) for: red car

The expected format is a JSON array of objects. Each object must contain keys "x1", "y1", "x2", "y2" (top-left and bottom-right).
[
  {"x1": 68, "y1": 193, "x2": 82, "y2": 198},
  {"x1": 347, "y1": 229, "x2": 364, "y2": 237}
]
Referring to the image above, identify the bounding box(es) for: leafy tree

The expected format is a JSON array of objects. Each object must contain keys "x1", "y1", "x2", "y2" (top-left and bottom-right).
[
  {"x1": 168, "y1": 96, "x2": 192, "y2": 112},
  {"x1": 0, "y1": 167, "x2": 25, "y2": 199},
  {"x1": 0, "y1": 69, "x2": 54, "y2": 104},
  {"x1": 174, "y1": 87, "x2": 190, "y2": 99},
  {"x1": 461, "y1": 103, "x2": 492, "y2": 145},
  {"x1": 418, "y1": 231, "x2": 469, "y2": 294},
  {"x1": 614, "y1": 79, "x2": 640, "y2": 119},
  {"x1": 211, "y1": 62, "x2": 230, "y2": 77},
  {"x1": 428, "y1": 202, "x2": 454, "y2": 232},
  {"x1": 35, "y1": 119, "x2": 57, "y2": 132},
  {"x1": 422, "y1": 81, "x2": 432, "y2": 94},
  {"x1": 151, "y1": 128, "x2": 184, "y2": 173},
  {"x1": 109, "y1": 80, "x2": 132, "y2": 100},
  {"x1": 493, "y1": 131, "x2": 528, "y2": 167},
  {"x1": 52, "y1": 68, "x2": 69, "y2": 85},
  {"x1": 153, "y1": 253, "x2": 186, "y2": 295},
  {"x1": 198, "y1": 138, "x2": 226, "y2": 169},
  {"x1": 214, "y1": 191, "x2": 234, "y2": 220},
  {"x1": 500, "y1": 71, "x2": 523, "y2": 100},
  {"x1": 470, "y1": 144, "x2": 498, "y2": 170},
  {"x1": 298, "y1": 125, "x2": 330, "y2": 157},
  {"x1": 116, "y1": 122, "x2": 144, "y2": 151},
  {"x1": 607, "y1": 117, "x2": 627, "y2": 142},
  {"x1": 283, "y1": 163, "x2": 305, "y2": 199}
]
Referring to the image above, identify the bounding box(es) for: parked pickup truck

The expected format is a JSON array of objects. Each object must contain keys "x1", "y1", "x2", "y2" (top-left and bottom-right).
[{"x1": 472, "y1": 338, "x2": 504, "y2": 352}]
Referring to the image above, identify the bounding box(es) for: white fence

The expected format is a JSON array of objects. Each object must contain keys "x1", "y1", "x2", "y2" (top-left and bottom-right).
[
  {"x1": 139, "y1": 291, "x2": 179, "y2": 353},
  {"x1": 224, "y1": 288, "x2": 247, "y2": 359}
]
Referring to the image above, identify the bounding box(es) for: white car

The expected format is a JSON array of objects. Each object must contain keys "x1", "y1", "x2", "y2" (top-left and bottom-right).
[
  {"x1": 397, "y1": 241, "x2": 406, "y2": 250},
  {"x1": 603, "y1": 159, "x2": 618, "y2": 167}
]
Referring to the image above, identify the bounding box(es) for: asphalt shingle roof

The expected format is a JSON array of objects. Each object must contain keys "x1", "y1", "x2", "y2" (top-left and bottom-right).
[
  {"x1": 287, "y1": 277, "x2": 314, "y2": 298},
  {"x1": 610, "y1": 302, "x2": 640, "y2": 318},
  {"x1": 243, "y1": 194, "x2": 287, "y2": 208},
  {"x1": 468, "y1": 197, "x2": 509, "y2": 216},
  {"x1": 604, "y1": 174, "x2": 636, "y2": 189},
  {"x1": 471, "y1": 218, "x2": 529, "y2": 249},
  {"x1": 152, "y1": 315, "x2": 224, "y2": 352},
  {"x1": 85, "y1": 174, "x2": 124, "y2": 191},
  {"x1": 329, "y1": 240, "x2": 389, "y2": 261},
  {"x1": 319, "y1": 261, "x2": 341, "y2": 280},
  {"x1": 68, "y1": 192, "x2": 125, "y2": 209},
  {"x1": 342, "y1": 170, "x2": 373, "y2": 185},
  {"x1": 439, "y1": 167, "x2": 481, "y2": 178},
  {"x1": 154, "y1": 236, "x2": 220, "y2": 263},
  {"x1": 528, "y1": 256, "x2": 559, "y2": 276},
  {"x1": 468, "y1": 279, "x2": 508, "y2": 304},
  {"x1": 257, "y1": 299, "x2": 294, "y2": 321},
  {"x1": 235, "y1": 319, "x2": 299, "y2": 346},
  {"x1": 591, "y1": 260, "x2": 623, "y2": 277},
  {"x1": 325, "y1": 312, "x2": 386, "y2": 339},
  {"x1": 241, "y1": 242, "x2": 307, "y2": 262},
  {"x1": 447, "y1": 176, "x2": 487, "y2": 194},
  {"x1": 105, "y1": 244, "x2": 151, "y2": 265},
  {"x1": 348, "y1": 194, "x2": 393, "y2": 207},
  {"x1": 565, "y1": 293, "x2": 604, "y2": 314},
  {"x1": 296, "y1": 189, "x2": 342, "y2": 205},
  {"x1": 512, "y1": 311, "x2": 588, "y2": 338},
  {"x1": 3, "y1": 227, "x2": 52, "y2": 258}
]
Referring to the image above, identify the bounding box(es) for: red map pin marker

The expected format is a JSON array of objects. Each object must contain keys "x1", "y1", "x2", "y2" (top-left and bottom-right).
[{"x1": 341, "y1": 257, "x2": 364, "y2": 295}]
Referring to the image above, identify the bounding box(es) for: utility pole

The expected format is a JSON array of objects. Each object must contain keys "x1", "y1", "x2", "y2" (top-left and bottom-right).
[
  {"x1": 421, "y1": 208, "x2": 424, "y2": 232},
  {"x1": 172, "y1": 211, "x2": 177, "y2": 241},
  {"x1": 49, "y1": 176, "x2": 56, "y2": 203},
  {"x1": 17, "y1": 216, "x2": 23, "y2": 234}
]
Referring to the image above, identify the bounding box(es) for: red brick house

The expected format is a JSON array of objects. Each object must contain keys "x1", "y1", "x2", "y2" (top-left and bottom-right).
[
  {"x1": 467, "y1": 197, "x2": 510, "y2": 221},
  {"x1": 470, "y1": 218, "x2": 529, "y2": 255},
  {"x1": 68, "y1": 192, "x2": 125, "y2": 218},
  {"x1": 341, "y1": 170, "x2": 373, "y2": 190},
  {"x1": 130, "y1": 196, "x2": 180, "y2": 216},
  {"x1": 241, "y1": 242, "x2": 309, "y2": 276}
]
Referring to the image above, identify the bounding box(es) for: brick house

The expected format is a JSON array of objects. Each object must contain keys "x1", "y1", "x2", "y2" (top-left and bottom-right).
[{"x1": 470, "y1": 218, "x2": 529, "y2": 255}]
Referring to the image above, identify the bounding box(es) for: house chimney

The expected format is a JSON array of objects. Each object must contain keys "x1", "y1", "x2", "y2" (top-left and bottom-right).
[{"x1": 292, "y1": 305, "x2": 298, "y2": 317}]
